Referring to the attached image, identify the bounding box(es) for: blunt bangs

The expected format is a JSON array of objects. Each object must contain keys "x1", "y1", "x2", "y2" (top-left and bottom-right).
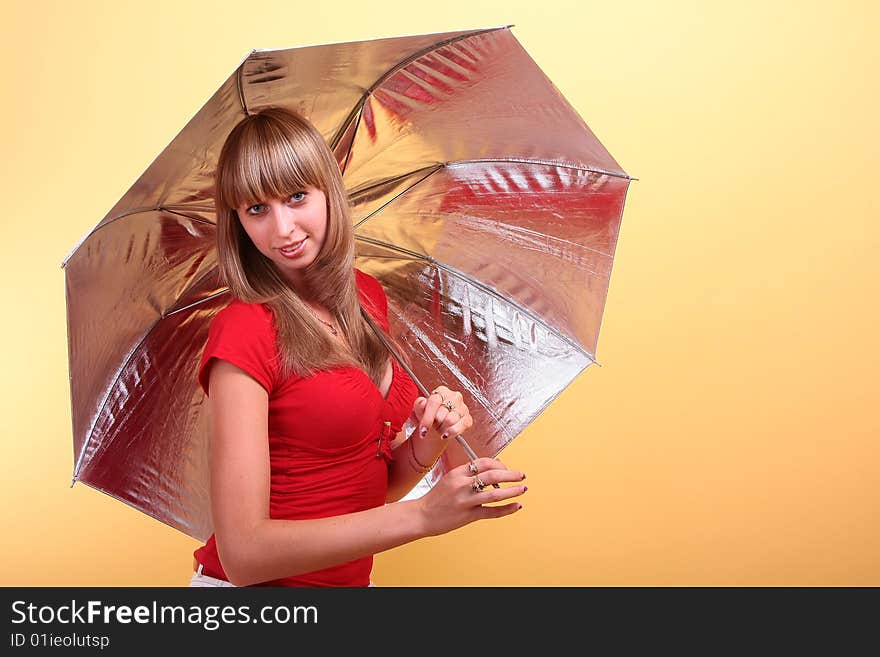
[{"x1": 217, "y1": 117, "x2": 326, "y2": 212}]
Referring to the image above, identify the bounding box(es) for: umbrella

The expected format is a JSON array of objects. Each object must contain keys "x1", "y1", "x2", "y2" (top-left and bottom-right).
[{"x1": 63, "y1": 24, "x2": 632, "y2": 541}]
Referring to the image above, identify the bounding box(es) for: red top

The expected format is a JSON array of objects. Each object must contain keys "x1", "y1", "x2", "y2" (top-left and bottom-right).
[{"x1": 193, "y1": 268, "x2": 419, "y2": 586}]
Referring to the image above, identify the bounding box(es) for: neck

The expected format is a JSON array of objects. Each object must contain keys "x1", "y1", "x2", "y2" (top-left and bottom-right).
[{"x1": 284, "y1": 270, "x2": 317, "y2": 302}]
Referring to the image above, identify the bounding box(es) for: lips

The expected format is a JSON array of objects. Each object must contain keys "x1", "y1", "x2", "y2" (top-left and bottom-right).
[
  {"x1": 278, "y1": 238, "x2": 307, "y2": 252},
  {"x1": 278, "y1": 237, "x2": 309, "y2": 258}
]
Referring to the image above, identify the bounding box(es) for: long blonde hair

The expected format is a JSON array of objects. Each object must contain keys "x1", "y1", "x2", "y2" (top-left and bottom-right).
[{"x1": 213, "y1": 106, "x2": 406, "y2": 386}]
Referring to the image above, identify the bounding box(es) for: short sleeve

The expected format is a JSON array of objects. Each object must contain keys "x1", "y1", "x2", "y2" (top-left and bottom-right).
[
  {"x1": 198, "y1": 300, "x2": 280, "y2": 396},
  {"x1": 355, "y1": 269, "x2": 390, "y2": 331}
]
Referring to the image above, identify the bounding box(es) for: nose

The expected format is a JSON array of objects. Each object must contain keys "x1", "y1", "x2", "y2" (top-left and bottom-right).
[{"x1": 266, "y1": 200, "x2": 298, "y2": 237}]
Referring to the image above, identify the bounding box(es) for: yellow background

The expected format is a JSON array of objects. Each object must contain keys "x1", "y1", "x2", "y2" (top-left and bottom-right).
[{"x1": 2, "y1": 0, "x2": 877, "y2": 586}]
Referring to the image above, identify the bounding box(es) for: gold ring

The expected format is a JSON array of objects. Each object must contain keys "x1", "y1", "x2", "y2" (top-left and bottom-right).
[{"x1": 430, "y1": 388, "x2": 446, "y2": 402}]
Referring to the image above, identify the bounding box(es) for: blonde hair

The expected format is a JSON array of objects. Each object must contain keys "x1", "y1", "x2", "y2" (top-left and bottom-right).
[{"x1": 213, "y1": 107, "x2": 407, "y2": 386}]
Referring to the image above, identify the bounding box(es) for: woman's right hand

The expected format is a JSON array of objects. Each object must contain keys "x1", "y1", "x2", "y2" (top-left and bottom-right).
[{"x1": 416, "y1": 457, "x2": 527, "y2": 537}]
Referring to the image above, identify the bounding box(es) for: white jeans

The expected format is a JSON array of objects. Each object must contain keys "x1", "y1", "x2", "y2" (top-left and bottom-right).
[{"x1": 189, "y1": 563, "x2": 236, "y2": 587}]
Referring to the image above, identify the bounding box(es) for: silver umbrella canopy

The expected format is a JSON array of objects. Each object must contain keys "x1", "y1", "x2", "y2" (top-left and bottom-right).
[{"x1": 63, "y1": 25, "x2": 631, "y2": 541}]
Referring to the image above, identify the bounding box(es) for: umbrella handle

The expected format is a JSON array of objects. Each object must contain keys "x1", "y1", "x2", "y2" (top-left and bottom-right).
[{"x1": 361, "y1": 306, "x2": 500, "y2": 489}]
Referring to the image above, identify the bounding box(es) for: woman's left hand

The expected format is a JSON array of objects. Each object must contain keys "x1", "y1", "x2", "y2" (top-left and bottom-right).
[{"x1": 411, "y1": 385, "x2": 473, "y2": 441}]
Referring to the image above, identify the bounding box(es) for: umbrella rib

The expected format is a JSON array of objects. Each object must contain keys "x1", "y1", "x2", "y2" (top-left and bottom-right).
[
  {"x1": 61, "y1": 205, "x2": 216, "y2": 268},
  {"x1": 353, "y1": 164, "x2": 444, "y2": 229},
  {"x1": 237, "y1": 51, "x2": 255, "y2": 115},
  {"x1": 329, "y1": 25, "x2": 512, "y2": 155},
  {"x1": 72, "y1": 313, "x2": 193, "y2": 484},
  {"x1": 446, "y1": 157, "x2": 632, "y2": 181},
  {"x1": 327, "y1": 25, "x2": 633, "y2": 183},
  {"x1": 348, "y1": 164, "x2": 443, "y2": 202},
  {"x1": 351, "y1": 156, "x2": 631, "y2": 234},
  {"x1": 338, "y1": 102, "x2": 365, "y2": 176},
  {"x1": 71, "y1": 273, "x2": 229, "y2": 484},
  {"x1": 164, "y1": 288, "x2": 230, "y2": 318},
  {"x1": 71, "y1": 329, "x2": 154, "y2": 484},
  {"x1": 353, "y1": 234, "x2": 595, "y2": 362},
  {"x1": 365, "y1": 26, "x2": 513, "y2": 96},
  {"x1": 350, "y1": 159, "x2": 629, "y2": 204},
  {"x1": 106, "y1": 205, "x2": 216, "y2": 226}
]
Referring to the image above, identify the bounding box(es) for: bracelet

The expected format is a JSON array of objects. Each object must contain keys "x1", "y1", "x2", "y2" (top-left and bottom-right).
[
  {"x1": 408, "y1": 437, "x2": 438, "y2": 472},
  {"x1": 407, "y1": 454, "x2": 428, "y2": 475}
]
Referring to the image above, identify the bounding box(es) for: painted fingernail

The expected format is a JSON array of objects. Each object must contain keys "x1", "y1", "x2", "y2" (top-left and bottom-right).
[
  {"x1": 420, "y1": 426, "x2": 427, "y2": 437},
  {"x1": 516, "y1": 504, "x2": 523, "y2": 510},
  {"x1": 521, "y1": 473, "x2": 527, "y2": 481},
  {"x1": 523, "y1": 485, "x2": 528, "y2": 492},
  {"x1": 441, "y1": 432, "x2": 449, "y2": 440}
]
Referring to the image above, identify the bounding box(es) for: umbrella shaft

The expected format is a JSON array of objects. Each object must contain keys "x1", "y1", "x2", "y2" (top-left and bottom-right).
[{"x1": 361, "y1": 306, "x2": 491, "y2": 471}]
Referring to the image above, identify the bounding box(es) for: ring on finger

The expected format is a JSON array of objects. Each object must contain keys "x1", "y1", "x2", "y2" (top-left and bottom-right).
[
  {"x1": 471, "y1": 476, "x2": 486, "y2": 492},
  {"x1": 442, "y1": 400, "x2": 455, "y2": 412},
  {"x1": 468, "y1": 461, "x2": 479, "y2": 475},
  {"x1": 430, "y1": 388, "x2": 446, "y2": 403}
]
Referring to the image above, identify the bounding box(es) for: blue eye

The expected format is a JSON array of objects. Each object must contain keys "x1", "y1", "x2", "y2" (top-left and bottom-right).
[{"x1": 242, "y1": 192, "x2": 305, "y2": 216}]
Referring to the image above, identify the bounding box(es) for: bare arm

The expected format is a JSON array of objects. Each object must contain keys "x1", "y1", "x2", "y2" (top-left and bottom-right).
[{"x1": 209, "y1": 360, "x2": 526, "y2": 587}]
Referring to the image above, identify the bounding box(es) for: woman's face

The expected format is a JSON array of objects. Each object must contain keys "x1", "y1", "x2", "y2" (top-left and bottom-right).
[{"x1": 236, "y1": 186, "x2": 328, "y2": 289}]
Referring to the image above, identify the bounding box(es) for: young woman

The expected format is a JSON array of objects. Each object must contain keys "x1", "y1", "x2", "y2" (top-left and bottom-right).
[{"x1": 189, "y1": 107, "x2": 527, "y2": 587}]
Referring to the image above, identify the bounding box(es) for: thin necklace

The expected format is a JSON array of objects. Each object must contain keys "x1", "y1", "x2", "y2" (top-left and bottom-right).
[{"x1": 305, "y1": 305, "x2": 338, "y2": 336}]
